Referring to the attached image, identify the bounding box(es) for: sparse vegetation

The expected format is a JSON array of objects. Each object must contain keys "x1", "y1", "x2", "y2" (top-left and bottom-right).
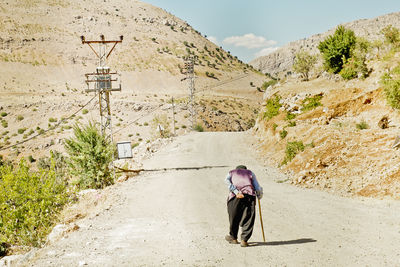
[
  {"x1": 356, "y1": 120, "x2": 369, "y2": 130},
  {"x1": 17, "y1": 115, "x2": 24, "y2": 121},
  {"x1": 262, "y1": 95, "x2": 282, "y2": 120},
  {"x1": 381, "y1": 25, "x2": 400, "y2": 46},
  {"x1": 194, "y1": 123, "x2": 204, "y2": 132},
  {"x1": 301, "y1": 94, "x2": 323, "y2": 112},
  {"x1": 17, "y1": 128, "x2": 27, "y2": 134},
  {"x1": 151, "y1": 114, "x2": 171, "y2": 138},
  {"x1": 279, "y1": 129, "x2": 288, "y2": 139},
  {"x1": 1, "y1": 120, "x2": 8, "y2": 128},
  {"x1": 82, "y1": 109, "x2": 89, "y2": 115},
  {"x1": 49, "y1": 117, "x2": 57, "y2": 123},
  {"x1": 282, "y1": 140, "x2": 305, "y2": 165},
  {"x1": 380, "y1": 63, "x2": 400, "y2": 109}
]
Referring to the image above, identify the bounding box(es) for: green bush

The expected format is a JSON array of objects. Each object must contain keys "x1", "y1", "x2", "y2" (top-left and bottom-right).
[
  {"x1": 261, "y1": 79, "x2": 277, "y2": 90},
  {"x1": 301, "y1": 94, "x2": 323, "y2": 112},
  {"x1": 49, "y1": 117, "x2": 57, "y2": 123},
  {"x1": 339, "y1": 58, "x2": 358, "y2": 80},
  {"x1": 17, "y1": 115, "x2": 24, "y2": 121},
  {"x1": 285, "y1": 111, "x2": 296, "y2": 121},
  {"x1": 194, "y1": 123, "x2": 204, "y2": 132},
  {"x1": 380, "y1": 66, "x2": 400, "y2": 109},
  {"x1": 318, "y1": 26, "x2": 356, "y2": 73},
  {"x1": 0, "y1": 159, "x2": 69, "y2": 250},
  {"x1": 293, "y1": 50, "x2": 317, "y2": 81},
  {"x1": 17, "y1": 128, "x2": 27, "y2": 134},
  {"x1": 1, "y1": 121, "x2": 7, "y2": 128},
  {"x1": 64, "y1": 122, "x2": 115, "y2": 189},
  {"x1": 262, "y1": 95, "x2": 282, "y2": 120},
  {"x1": 82, "y1": 109, "x2": 89, "y2": 115},
  {"x1": 356, "y1": 120, "x2": 369, "y2": 130},
  {"x1": 279, "y1": 129, "x2": 288, "y2": 139},
  {"x1": 381, "y1": 25, "x2": 400, "y2": 45},
  {"x1": 282, "y1": 141, "x2": 305, "y2": 165},
  {"x1": 0, "y1": 112, "x2": 7, "y2": 117}
]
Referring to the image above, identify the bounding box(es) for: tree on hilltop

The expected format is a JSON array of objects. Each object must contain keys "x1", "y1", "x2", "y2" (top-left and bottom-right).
[
  {"x1": 318, "y1": 26, "x2": 356, "y2": 74},
  {"x1": 292, "y1": 50, "x2": 317, "y2": 81}
]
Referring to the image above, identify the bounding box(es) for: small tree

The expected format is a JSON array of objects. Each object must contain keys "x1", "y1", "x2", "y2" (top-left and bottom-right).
[
  {"x1": 318, "y1": 26, "x2": 356, "y2": 73},
  {"x1": 64, "y1": 122, "x2": 115, "y2": 189},
  {"x1": 293, "y1": 50, "x2": 317, "y2": 81}
]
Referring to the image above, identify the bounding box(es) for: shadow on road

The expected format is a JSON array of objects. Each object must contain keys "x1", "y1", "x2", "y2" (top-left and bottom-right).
[{"x1": 249, "y1": 238, "x2": 317, "y2": 247}]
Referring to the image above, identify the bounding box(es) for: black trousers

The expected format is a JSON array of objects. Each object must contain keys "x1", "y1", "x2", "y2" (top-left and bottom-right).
[{"x1": 227, "y1": 194, "x2": 256, "y2": 242}]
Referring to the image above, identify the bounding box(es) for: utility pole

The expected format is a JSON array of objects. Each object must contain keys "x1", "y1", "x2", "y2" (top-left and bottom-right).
[
  {"x1": 80, "y1": 34, "x2": 123, "y2": 141},
  {"x1": 183, "y1": 56, "x2": 196, "y2": 129}
]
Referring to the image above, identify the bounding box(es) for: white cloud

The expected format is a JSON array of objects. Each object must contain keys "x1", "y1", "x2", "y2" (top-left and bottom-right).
[
  {"x1": 223, "y1": 33, "x2": 277, "y2": 49},
  {"x1": 207, "y1": 36, "x2": 218, "y2": 45},
  {"x1": 254, "y1": 47, "x2": 280, "y2": 58}
]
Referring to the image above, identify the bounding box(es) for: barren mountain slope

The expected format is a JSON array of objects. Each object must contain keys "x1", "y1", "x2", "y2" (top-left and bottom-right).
[
  {"x1": 250, "y1": 12, "x2": 400, "y2": 76},
  {"x1": 253, "y1": 53, "x2": 400, "y2": 199},
  {"x1": 0, "y1": 0, "x2": 267, "y2": 161}
]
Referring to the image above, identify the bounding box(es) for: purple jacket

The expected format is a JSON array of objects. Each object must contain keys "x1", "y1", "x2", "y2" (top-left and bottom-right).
[{"x1": 226, "y1": 169, "x2": 256, "y2": 201}]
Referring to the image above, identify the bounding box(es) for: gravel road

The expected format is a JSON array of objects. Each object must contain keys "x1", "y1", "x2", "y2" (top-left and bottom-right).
[{"x1": 25, "y1": 132, "x2": 400, "y2": 266}]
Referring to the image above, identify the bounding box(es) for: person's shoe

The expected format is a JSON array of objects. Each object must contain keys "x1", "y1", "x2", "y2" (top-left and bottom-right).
[
  {"x1": 240, "y1": 240, "x2": 249, "y2": 247},
  {"x1": 225, "y1": 235, "x2": 239, "y2": 244}
]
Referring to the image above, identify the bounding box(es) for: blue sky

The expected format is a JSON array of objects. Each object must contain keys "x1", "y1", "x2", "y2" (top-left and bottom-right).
[{"x1": 144, "y1": 0, "x2": 400, "y2": 63}]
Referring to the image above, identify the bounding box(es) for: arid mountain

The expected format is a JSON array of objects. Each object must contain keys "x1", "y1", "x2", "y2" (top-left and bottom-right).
[
  {"x1": 0, "y1": 0, "x2": 266, "y2": 160},
  {"x1": 250, "y1": 12, "x2": 400, "y2": 76}
]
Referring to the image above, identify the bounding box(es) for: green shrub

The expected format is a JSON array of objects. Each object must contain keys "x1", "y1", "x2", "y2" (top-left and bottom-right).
[
  {"x1": 356, "y1": 120, "x2": 369, "y2": 130},
  {"x1": 293, "y1": 50, "x2": 317, "y2": 81},
  {"x1": 282, "y1": 141, "x2": 305, "y2": 165},
  {"x1": 287, "y1": 121, "x2": 297, "y2": 127},
  {"x1": 279, "y1": 129, "x2": 288, "y2": 139},
  {"x1": 339, "y1": 59, "x2": 358, "y2": 80},
  {"x1": 0, "y1": 159, "x2": 69, "y2": 250},
  {"x1": 82, "y1": 109, "x2": 89, "y2": 115},
  {"x1": 132, "y1": 143, "x2": 139, "y2": 149},
  {"x1": 318, "y1": 26, "x2": 356, "y2": 73},
  {"x1": 27, "y1": 155, "x2": 36, "y2": 163},
  {"x1": 262, "y1": 95, "x2": 282, "y2": 120},
  {"x1": 380, "y1": 66, "x2": 400, "y2": 109},
  {"x1": 381, "y1": 25, "x2": 400, "y2": 45},
  {"x1": 49, "y1": 117, "x2": 57, "y2": 123},
  {"x1": 17, "y1": 115, "x2": 24, "y2": 121},
  {"x1": 64, "y1": 122, "x2": 115, "y2": 189},
  {"x1": 0, "y1": 112, "x2": 7, "y2": 117},
  {"x1": 285, "y1": 111, "x2": 296, "y2": 121},
  {"x1": 301, "y1": 94, "x2": 323, "y2": 112},
  {"x1": 194, "y1": 123, "x2": 204, "y2": 132},
  {"x1": 272, "y1": 123, "x2": 278, "y2": 131},
  {"x1": 17, "y1": 128, "x2": 27, "y2": 134},
  {"x1": 261, "y1": 79, "x2": 278, "y2": 91},
  {"x1": 1, "y1": 121, "x2": 7, "y2": 128}
]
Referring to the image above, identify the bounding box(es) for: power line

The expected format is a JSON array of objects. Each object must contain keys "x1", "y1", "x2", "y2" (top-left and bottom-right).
[
  {"x1": 112, "y1": 104, "x2": 164, "y2": 135},
  {"x1": 0, "y1": 95, "x2": 97, "y2": 152}
]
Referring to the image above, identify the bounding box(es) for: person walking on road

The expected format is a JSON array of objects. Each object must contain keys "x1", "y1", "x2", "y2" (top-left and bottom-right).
[{"x1": 225, "y1": 165, "x2": 263, "y2": 247}]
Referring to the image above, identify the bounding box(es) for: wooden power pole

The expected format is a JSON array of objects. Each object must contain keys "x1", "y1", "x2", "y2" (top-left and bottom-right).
[{"x1": 80, "y1": 34, "x2": 123, "y2": 141}]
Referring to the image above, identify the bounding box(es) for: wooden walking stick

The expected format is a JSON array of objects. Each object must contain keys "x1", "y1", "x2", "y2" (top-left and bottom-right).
[{"x1": 257, "y1": 198, "x2": 266, "y2": 242}]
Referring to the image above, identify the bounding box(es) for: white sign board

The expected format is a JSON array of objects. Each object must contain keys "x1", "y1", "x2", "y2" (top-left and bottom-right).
[{"x1": 117, "y1": 141, "x2": 133, "y2": 159}]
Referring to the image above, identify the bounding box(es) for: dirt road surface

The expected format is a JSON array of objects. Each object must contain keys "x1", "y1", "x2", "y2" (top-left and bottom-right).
[{"x1": 26, "y1": 132, "x2": 400, "y2": 266}]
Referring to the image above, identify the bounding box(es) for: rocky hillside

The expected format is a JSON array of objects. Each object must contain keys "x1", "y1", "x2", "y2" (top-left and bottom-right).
[
  {"x1": 250, "y1": 12, "x2": 400, "y2": 76},
  {"x1": 0, "y1": 0, "x2": 267, "y2": 160},
  {"x1": 252, "y1": 34, "x2": 400, "y2": 199}
]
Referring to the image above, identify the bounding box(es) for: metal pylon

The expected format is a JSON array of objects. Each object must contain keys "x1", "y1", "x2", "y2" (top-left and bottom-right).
[{"x1": 184, "y1": 56, "x2": 195, "y2": 129}]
